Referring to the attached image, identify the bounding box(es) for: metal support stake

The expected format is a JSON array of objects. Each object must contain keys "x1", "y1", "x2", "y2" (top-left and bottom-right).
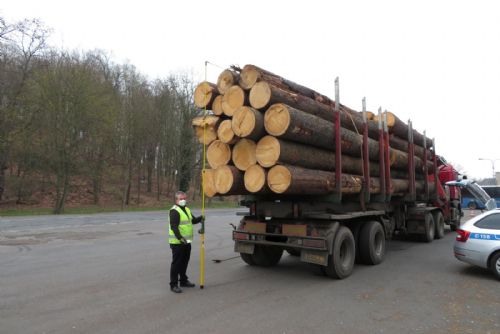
[
  {"x1": 406, "y1": 120, "x2": 416, "y2": 201},
  {"x1": 333, "y1": 77, "x2": 342, "y2": 203},
  {"x1": 361, "y1": 97, "x2": 370, "y2": 207},
  {"x1": 423, "y1": 131, "x2": 429, "y2": 201},
  {"x1": 374, "y1": 107, "x2": 386, "y2": 202},
  {"x1": 383, "y1": 111, "x2": 392, "y2": 201},
  {"x1": 432, "y1": 138, "x2": 438, "y2": 201}
]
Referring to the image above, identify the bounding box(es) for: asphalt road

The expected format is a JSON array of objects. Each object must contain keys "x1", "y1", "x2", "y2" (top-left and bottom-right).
[{"x1": 1, "y1": 209, "x2": 498, "y2": 334}]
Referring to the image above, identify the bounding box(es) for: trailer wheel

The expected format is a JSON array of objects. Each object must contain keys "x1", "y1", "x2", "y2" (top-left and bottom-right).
[
  {"x1": 286, "y1": 249, "x2": 300, "y2": 257},
  {"x1": 422, "y1": 212, "x2": 435, "y2": 243},
  {"x1": 240, "y1": 253, "x2": 256, "y2": 265},
  {"x1": 359, "y1": 221, "x2": 386, "y2": 265},
  {"x1": 433, "y1": 211, "x2": 445, "y2": 239},
  {"x1": 324, "y1": 226, "x2": 355, "y2": 279},
  {"x1": 253, "y1": 245, "x2": 283, "y2": 267}
]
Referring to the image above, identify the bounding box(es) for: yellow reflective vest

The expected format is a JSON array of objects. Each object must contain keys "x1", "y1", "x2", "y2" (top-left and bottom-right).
[{"x1": 169, "y1": 205, "x2": 193, "y2": 244}]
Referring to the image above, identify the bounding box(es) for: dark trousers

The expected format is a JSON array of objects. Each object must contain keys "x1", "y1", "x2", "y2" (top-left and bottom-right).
[{"x1": 170, "y1": 243, "x2": 191, "y2": 287}]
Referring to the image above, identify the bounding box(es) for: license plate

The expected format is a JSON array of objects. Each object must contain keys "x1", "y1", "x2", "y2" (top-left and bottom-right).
[
  {"x1": 235, "y1": 242, "x2": 255, "y2": 254},
  {"x1": 301, "y1": 250, "x2": 328, "y2": 266}
]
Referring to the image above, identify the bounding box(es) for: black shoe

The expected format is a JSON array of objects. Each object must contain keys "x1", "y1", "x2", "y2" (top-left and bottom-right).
[
  {"x1": 170, "y1": 286, "x2": 182, "y2": 293},
  {"x1": 180, "y1": 280, "x2": 195, "y2": 288}
]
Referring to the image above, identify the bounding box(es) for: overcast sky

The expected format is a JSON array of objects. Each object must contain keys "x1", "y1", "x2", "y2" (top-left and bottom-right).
[{"x1": 2, "y1": 0, "x2": 499, "y2": 179}]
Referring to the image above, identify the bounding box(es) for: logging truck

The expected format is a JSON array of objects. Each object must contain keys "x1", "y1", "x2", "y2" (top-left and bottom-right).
[{"x1": 193, "y1": 64, "x2": 463, "y2": 279}]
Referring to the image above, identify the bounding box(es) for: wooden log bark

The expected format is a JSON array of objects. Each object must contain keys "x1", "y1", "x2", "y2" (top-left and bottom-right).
[
  {"x1": 222, "y1": 85, "x2": 247, "y2": 116},
  {"x1": 207, "y1": 140, "x2": 231, "y2": 169},
  {"x1": 267, "y1": 165, "x2": 433, "y2": 196},
  {"x1": 231, "y1": 106, "x2": 265, "y2": 141},
  {"x1": 264, "y1": 103, "x2": 433, "y2": 171},
  {"x1": 244, "y1": 164, "x2": 269, "y2": 193},
  {"x1": 374, "y1": 111, "x2": 432, "y2": 148},
  {"x1": 217, "y1": 69, "x2": 240, "y2": 95},
  {"x1": 194, "y1": 82, "x2": 218, "y2": 109},
  {"x1": 202, "y1": 169, "x2": 217, "y2": 197},
  {"x1": 389, "y1": 134, "x2": 430, "y2": 160},
  {"x1": 211, "y1": 95, "x2": 224, "y2": 116},
  {"x1": 217, "y1": 119, "x2": 238, "y2": 144},
  {"x1": 214, "y1": 165, "x2": 246, "y2": 195},
  {"x1": 232, "y1": 138, "x2": 257, "y2": 171},
  {"x1": 250, "y1": 81, "x2": 380, "y2": 139},
  {"x1": 256, "y1": 135, "x2": 379, "y2": 175}
]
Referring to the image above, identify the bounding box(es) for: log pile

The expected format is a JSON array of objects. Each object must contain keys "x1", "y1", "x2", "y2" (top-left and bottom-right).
[{"x1": 192, "y1": 65, "x2": 435, "y2": 198}]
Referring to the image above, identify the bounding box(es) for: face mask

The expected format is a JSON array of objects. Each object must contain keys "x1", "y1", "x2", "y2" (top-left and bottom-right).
[{"x1": 178, "y1": 199, "x2": 187, "y2": 207}]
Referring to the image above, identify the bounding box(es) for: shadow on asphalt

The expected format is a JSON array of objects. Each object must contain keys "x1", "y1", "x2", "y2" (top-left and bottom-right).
[{"x1": 456, "y1": 265, "x2": 498, "y2": 282}]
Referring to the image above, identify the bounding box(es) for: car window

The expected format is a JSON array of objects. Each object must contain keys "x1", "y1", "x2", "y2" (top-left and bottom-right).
[{"x1": 474, "y1": 213, "x2": 500, "y2": 230}]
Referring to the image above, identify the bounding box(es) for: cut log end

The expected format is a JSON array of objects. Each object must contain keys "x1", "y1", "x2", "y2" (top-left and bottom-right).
[
  {"x1": 217, "y1": 119, "x2": 236, "y2": 144},
  {"x1": 232, "y1": 138, "x2": 257, "y2": 171},
  {"x1": 214, "y1": 165, "x2": 235, "y2": 194},
  {"x1": 239, "y1": 65, "x2": 260, "y2": 90},
  {"x1": 202, "y1": 169, "x2": 217, "y2": 197},
  {"x1": 249, "y1": 81, "x2": 272, "y2": 109},
  {"x1": 232, "y1": 106, "x2": 258, "y2": 138},
  {"x1": 267, "y1": 165, "x2": 291, "y2": 194},
  {"x1": 256, "y1": 135, "x2": 280, "y2": 167},
  {"x1": 207, "y1": 140, "x2": 231, "y2": 169},
  {"x1": 212, "y1": 95, "x2": 223, "y2": 116},
  {"x1": 264, "y1": 103, "x2": 290, "y2": 136},
  {"x1": 221, "y1": 85, "x2": 246, "y2": 116},
  {"x1": 217, "y1": 70, "x2": 239, "y2": 95},
  {"x1": 244, "y1": 164, "x2": 267, "y2": 193},
  {"x1": 195, "y1": 126, "x2": 217, "y2": 145},
  {"x1": 194, "y1": 82, "x2": 217, "y2": 109}
]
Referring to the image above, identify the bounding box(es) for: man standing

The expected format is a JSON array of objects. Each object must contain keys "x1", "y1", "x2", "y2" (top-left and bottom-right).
[{"x1": 169, "y1": 191, "x2": 204, "y2": 293}]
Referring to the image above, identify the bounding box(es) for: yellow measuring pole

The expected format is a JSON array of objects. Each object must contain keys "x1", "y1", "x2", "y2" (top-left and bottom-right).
[{"x1": 199, "y1": 61, "x2": 208, "y2": 289}]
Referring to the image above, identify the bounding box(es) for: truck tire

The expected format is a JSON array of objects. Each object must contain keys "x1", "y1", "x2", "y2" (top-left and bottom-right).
[
  {"x1": 359, "y1": 221, "x2": 385, "y2": 265},
  {"x1": 433, "y1": 211, "x2": 445, "y2": 239},
  {"x1": 490, "y1": 252, "x2": 500, "y2": 280},
  {"x1": 286, "y1": 249, "x2": 300, "y2": 256},
  {"x1": 253, "y1": 245, "x2": 283, "y2": 267},
  {"x1": 422, "y1": 212, "x2": 435, "y2": 243},
  {"x1": 324, "y1": 226, "x2": 355, "y2": 279},
  {"x1": 240, "y1": 253, "x2": 256, "y2": 266}
]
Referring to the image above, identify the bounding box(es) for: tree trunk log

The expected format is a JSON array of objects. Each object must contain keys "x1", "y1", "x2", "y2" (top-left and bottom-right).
[
  {"x1": 202, "y1": 169, "x2": 217, "y2": 197},
  {"x1": 211, "y1": 95, "x2": 224, "y2": 116},
  {"x1": 244, "y1": 164, "x2": 270, "y2": 193},
  {"x1": 389, "y1": 134, "x2": 430, "y2": 159},
  {"x1": 194, "y1": 82, "x2": 218, "y2": 109},
  {"x1": 231, "y1": 106, "x2": 265, "y2": 141},
  {"x1": 222, "y1": 85, "x2": 248, "y2": 116},
  {"x1": 374, "y1": 111, "x2": 432, "y2": 148},
  {"x1": 232, "y1": 138, "x2": 257, "y2": 171},
  {"x1": 264, "y1": 103, "x2": 433, "y2": 172},
  {"x1": 267, "y1": 165, "x2": 433, "y2": 196},
  {"x1": 214, "y1": 165, "x2": 247, "y2": 195},
  {"x1": 192, "y1": 115, "x2": 221, "y2": 145},
  {"x1": 207, "y1": 140, "x2": 232, "y2": 169},
  {"x1": 217, "y1": 119, "x2": 238, "y2": 144},
  {"x1": 250, "y1": 81, "x2": 380, "y2": 139},
  {"x1": 217, "y1": 69, "x2": 240, "y2": 95}
]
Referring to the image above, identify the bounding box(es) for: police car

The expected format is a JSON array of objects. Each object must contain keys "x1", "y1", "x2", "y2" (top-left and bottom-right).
[{"x1": 454, "y1": 209, "x2": 500, "y2": 280}]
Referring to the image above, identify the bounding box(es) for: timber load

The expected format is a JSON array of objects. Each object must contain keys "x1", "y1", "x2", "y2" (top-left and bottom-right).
[{"x1": 192, "y1": 65, "x2": 436, "y2": 199}]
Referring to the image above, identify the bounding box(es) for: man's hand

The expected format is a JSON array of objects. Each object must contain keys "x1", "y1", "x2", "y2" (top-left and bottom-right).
[{"x1": 201, "y1": 215, "x2": 205, "y2": 223}]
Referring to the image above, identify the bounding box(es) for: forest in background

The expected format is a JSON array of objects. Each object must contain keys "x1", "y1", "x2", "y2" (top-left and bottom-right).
[{"x1": 0, "y1": 17, "x2": 208, "y2": 213}]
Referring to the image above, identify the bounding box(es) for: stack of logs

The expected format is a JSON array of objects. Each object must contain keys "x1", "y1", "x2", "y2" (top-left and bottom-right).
[{"x1": 192, "y1": 65, "x2": 434, "y2": 198}]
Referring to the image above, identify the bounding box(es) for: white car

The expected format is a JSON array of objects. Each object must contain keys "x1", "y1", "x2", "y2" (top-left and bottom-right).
[{"x1": 454, "y1": 209, "x2": 500, "y2": 280}]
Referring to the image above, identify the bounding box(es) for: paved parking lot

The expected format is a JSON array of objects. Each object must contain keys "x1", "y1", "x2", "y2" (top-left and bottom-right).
[{"x1": 1, "y1": 209, "x2": 498, "y2": 334}]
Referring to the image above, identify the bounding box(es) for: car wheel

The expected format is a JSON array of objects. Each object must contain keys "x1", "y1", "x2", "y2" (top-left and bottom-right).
[{"x1": 490, "y1": 252, "x2": 500, "y2": 280}]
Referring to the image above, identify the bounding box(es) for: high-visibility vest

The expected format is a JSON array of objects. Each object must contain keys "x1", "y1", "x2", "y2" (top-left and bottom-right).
[{"x1": 169, "y1": 205, "x2": 193, "y2": 244}]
